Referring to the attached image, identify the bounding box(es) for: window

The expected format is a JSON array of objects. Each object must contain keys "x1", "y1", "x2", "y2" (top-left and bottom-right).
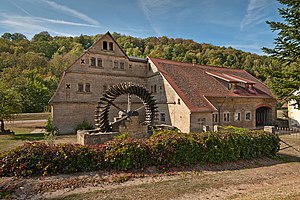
[
  {"x1": 78, "y1": 83, "x2": 84, "y2": 92},
  {"x1": 150, "y1": 85, "x2": 153, "y2": 93},
  {"x1": 103, "y1": 85, "x2": 107, "y2": 91},
  {"x1": 114, "y1": 61, "x2": 118, "y2": 69},
  {"x1": 103, "y1": 41, "x2": 107, "y2": 50},
  {"x1": 148, "y1": 63, "x2": 151, "y2": 71},
  {"x1": 90, "y1": 57, "x2": 96, "y2": 66},
  {"x1": 212, "y1": 113, "x2": 219, "y2": 123},
  {"x1": 85, "y1": 83, "x2": 90, "y2": 92},
  {"x1": 245, "y1": 111, "x2": 251, "y2": 121},
  {"x1": 223, "y1": 112, "x2": 230, "y2": 122},
  {"x1": 160, "y1": 113, "x2": 166, "y2": 122},
  {"x1": 120, "y1": 62, "x2": 125, "y2": 70},
  {"x1": 154, "y1": 85, "x2": 157, "y2": 93},
  {"x1": 178, "y1": 98, "x2": 181, "y2": 105},
  {"x1": 234, "y1": 112, "x2": 241, "y2": 121},
  {"x1": 109, "y1": 42, "x2": 113, "y2": 51},
  {"x1": 97, "y1": 58, "x2": 102, "y2": 67}
]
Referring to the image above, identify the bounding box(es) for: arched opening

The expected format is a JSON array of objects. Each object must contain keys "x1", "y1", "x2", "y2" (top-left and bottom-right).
[{"x1": 256, "y1": 106, "x2": 271, "y2": 127}]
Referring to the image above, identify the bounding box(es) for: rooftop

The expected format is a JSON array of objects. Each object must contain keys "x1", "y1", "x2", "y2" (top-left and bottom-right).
[{"x1": 149, "y1": 57, "x2": 275, "y2": 112}]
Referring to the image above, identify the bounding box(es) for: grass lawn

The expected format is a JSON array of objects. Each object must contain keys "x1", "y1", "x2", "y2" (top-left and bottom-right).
[{"x1": 0, "y1": 121, "x2": 77, "y2": 153}]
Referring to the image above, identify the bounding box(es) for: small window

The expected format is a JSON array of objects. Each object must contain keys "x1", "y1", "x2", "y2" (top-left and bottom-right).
[
  {"x1": 177, "y1": 98, "x2": 181, "y2": 105},
  {"x1": 160, "y1": 85, "x2": 162, "y2": 90},
  {"x1": 97, "y1": 58, "x2": 102, "y2": 67},
  {"x1": 120, "y1": 62, "x2": 125, "y2": 70},
  {"x1": 103, "y1": 41, "x2": 107, "y2": 50},
  {"x1": 90, "y1": 57, "x2": 96, "y2": 66},
  {"x1": 85, "y1": 83, "x2": 90, "y2": 92},
  {"x1": 109, "y1": 42, "x2": 113, "y2": 51},
  {"x1": 150, "y1": 85, "x2": 153, "y2": 93},
  {"x1": 245, "y1": 111, "x2": 251, "y2": 121},
  {"x1": 212, "y1": 113, "x2": 219, "y2": 123},
  {"x1": 103, "y1": 85, "x2": 107, "y2": 91},
  {"x1": 154, "y1": 85, "x2": 157, "y2": 93},
  {"x1": 223, "y1": 112, "x2": 230, "y2": 122},
  {"x1": 160, "y1": 113, "x2": 166, "y2": 122},
  {"x1": 234, "y1": 112, "x2": 241, "y2": 121},
  {"x1": 114, "y1": 61, "x2": 118, "y2": 69},
  {"x1": 78, "y1": 83, "x2": 84, "y2": 92}
]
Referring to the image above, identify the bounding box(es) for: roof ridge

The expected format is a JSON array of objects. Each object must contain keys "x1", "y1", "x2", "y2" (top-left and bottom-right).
[{"x1": 148, "y1": 57, "x2": 246, "y2": 71}]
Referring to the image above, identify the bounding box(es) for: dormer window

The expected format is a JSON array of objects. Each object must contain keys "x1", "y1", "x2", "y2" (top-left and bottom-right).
[
  {"x1": 103, "y1": 41, "x2": 107, "y2": 50},
  {"x1": 109, "y1": 42, "x2": 113, "y2": 51}
]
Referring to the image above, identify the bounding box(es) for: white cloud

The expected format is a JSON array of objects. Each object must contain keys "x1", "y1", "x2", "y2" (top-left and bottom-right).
[
  {"x1": 0, "y1": 13, "x2": 74, "y2": 37},
  {"x1": 40, "y1": 0, "x2": 99, "y2": 25},
  {"x1": 241, "y1": 0, "x2": 270, "y2": 30},
  {"x1": 36, "y1": 17, "x2": 99, "y2": 28},
  {"x1": 138, "y1": 0, "x2": 173, "y2": 35}
]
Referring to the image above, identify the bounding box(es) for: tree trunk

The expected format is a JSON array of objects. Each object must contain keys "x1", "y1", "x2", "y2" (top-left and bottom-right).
[{"x1": 0, "y1": 119, "x2": 5, "y2": 133}]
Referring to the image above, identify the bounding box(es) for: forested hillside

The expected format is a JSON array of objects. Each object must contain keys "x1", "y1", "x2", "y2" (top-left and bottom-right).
[{"x1": 0, "y1": 31, "x2": 282, "y2": 113}]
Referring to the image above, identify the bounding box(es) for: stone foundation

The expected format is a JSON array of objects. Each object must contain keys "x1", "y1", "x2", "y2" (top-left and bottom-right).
[
  {"x1": 119, "y1": 116, "x2": 148, "y2": 139},
  {"x1": 77, "y1": 130, "x2": 120, "y2": 145}
]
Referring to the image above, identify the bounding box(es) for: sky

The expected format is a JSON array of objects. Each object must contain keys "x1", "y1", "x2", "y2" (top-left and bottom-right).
[{"x1": 0, "y1": 0, "x2": 282, "y2": 54}]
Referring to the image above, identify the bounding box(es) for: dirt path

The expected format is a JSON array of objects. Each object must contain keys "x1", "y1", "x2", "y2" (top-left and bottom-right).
[{"x1": 1, "y1": 157, "x2": 299, "y2": 200}]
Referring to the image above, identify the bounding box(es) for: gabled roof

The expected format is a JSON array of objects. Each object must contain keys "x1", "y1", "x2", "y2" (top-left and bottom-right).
[{"x1": 149, "y1": 57, "x2": 275, "y2": 112}]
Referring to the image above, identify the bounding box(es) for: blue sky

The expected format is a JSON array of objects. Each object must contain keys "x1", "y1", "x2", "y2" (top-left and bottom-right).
[{"x1": 0, "y1": 0, "x2": 282, "y2": 54}]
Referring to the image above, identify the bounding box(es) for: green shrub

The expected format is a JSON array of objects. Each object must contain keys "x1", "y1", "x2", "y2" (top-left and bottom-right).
[
  {"x1": 148, "y1": 130, "x2": 203, "y2": 167},
  {"x1": 0, "y1": 143, "x2": 104, "y2": 177},
  {"x1": 75, "y1": 119, "x2": 94, "y2": 131},
  {"x1": 0, "y1": 128, "x2": 280, "y2": 177},
  {"x1": 104, "y1": 138, "x2": 149, "y2": 170},
  {"x1": 114, "y1": 132, "x2": 129, "y2": 140}
]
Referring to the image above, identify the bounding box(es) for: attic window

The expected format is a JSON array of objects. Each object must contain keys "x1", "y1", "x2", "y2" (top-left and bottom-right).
[
  {"x1": 177, "y1": 99, "x2": 181, "y2": 105},
  {"x1": 85, "y1": 83, "x2": 91, "y2": 92},
  {"x1": 103, "y1": 41, "x2": 107, "y2": 50},
  {"x1": 90, "y1": 57, "x2": 96, "y2": 66},
  {"x1": 114, "y1": 61, "x2": 118, "y2": 69},
  {"x1": 109, "y1": 42, "x2": 113, "y2": 51},
  {"x1": 120, "y1": 62, "x2": 125, "y2": 70},
  {"x1": 78, "y1": 83, "x2": 84, "y2": 92},
  {"x1": 97, "y1": 58, "x2": 102, "y2": 67}
]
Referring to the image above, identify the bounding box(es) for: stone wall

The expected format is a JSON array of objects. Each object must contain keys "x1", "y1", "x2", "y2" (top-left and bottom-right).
[
  {"x1": 77, "y1": 130, "x2": 120, "y2": 145},
  {"x1": 119, "y1": 116, "x2": 148, "y2": 138}
]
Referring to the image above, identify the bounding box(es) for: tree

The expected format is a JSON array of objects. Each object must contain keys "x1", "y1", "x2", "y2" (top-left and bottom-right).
[
  {"x1": 0, "y1": 81, "x2": 22, "y2": 133},
  {"x1": 262, "y1": 0, "x2": 300, "y2": 104}
]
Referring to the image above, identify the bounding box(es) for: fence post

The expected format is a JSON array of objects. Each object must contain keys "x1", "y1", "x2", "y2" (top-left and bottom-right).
[{"x1": 264, "y1": 126, "x2": 275, "y2": 134}]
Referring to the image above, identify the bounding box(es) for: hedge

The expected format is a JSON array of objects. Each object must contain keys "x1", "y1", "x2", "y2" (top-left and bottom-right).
[{"x1": 0, "y1": 128, "x2": 280, "y2": 177}]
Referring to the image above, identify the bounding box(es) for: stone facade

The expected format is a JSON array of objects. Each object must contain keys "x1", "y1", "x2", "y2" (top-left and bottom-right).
[{"x1": 50, "y1": 32, "x2": 277, "y2": 134}]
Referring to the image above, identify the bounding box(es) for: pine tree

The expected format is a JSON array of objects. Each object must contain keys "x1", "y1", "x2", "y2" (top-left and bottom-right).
[{"x1": 262, "y1": 0, "x2": 300, "y2": 104}]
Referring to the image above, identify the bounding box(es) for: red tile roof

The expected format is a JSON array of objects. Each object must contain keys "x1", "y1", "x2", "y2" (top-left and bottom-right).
[{"x1": 149, "y1": 57, "x2": 275, "y2": 112}]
